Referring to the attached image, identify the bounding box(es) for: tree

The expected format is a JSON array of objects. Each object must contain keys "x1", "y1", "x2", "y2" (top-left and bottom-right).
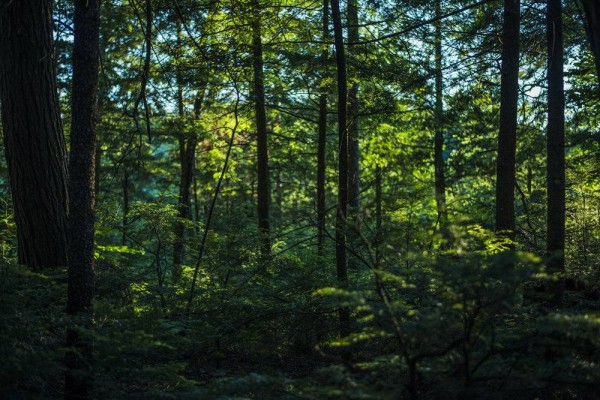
[
  {"x1": 495, "y1": 0, "x2": 520, "y2": 240},
  {"x1": 65, "y1": 0, "x2": 100, "y2": 398},
  {"x1": 0, "y1": 0, "x2": 69, "y2": 270},
  {"x1": 434, "y1": 0, "x2": 448, "y2": 226},
  {"x1": 172, "y1": 95, "x2": 201, "y2": 282},
  {"x1": 348, "y1": 0, "x2": 361, "y2": 214},
  {"x1": 317, "y1": 0, "x2": 329, "y2": 254},
  {"x1": 331, "y1": 0, "x2": 350, "y2": 339},
  {"x1": 252, "y1": 0, "x2": 271, "y2": 256},
  {"x1": 546, "y1": 0, "x2": 565, "y2": 306},
  {"x1": 172, "y1": 18, "x2": 203, "y2": 282},
  {"x1": 347, "y1": 0, "x2": 361, "y2": 268}
]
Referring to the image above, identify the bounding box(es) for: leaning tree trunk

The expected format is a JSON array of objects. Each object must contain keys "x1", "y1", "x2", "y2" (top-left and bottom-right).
[
  {"x1": 0, "y1": 0, "x2": 69, "y2": 270},
  {"x1": 65, "y1": 0, "x2": 100, "y2": 398},
  {"x1": 495, "y1": 0, "x2": 520, "y2": 241},
  {"x1": 546, "y1": 0, "x2": 565, "y2": 307},
  {"x1": 252, "y1": 0, "x2": 271, "y2": 256},
  {"x1": 331, "y1": 0, "x2": 350, "y2": 340}
]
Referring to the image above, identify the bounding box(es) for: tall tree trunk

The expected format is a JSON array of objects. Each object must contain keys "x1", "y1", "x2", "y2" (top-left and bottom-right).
[
  {"x1": 122, "y1": 169, "x2": 130, "y2": 246},
  {"x1": 94, "y1": 144, "x2": 102, "y2": 208},
  {"x1": 133, "y1": 0, "x2": 153, "y2": 141},
  {"x1": 434, "y1": 0, "x2": 448, "y2": 226},
  {"x1": 172, "y1": 18, "x2": 201, "y2": 282},
  {"x1": 0, "y1": 0, "x2": 69, "y2": 270},
  {"x1": 546, "y1": 0, "x2": 565, "y2": 307},
  {"x1": 194, "y1": 162, "x2": 200, "y2": 234},
  {"x1": 375, "y1": 166, "x2": 382, "y2": 271},
  {"x1": 317, "y1": 0, "x2": 329, "y2": 255},
  {"x1": 581, "y1": 0, "x2": 600, "y2": 89},
  {"x1": 347, "y1": 0, "x2": 360, "y2": 213},
  {"x1": 495, "y1": 0, "x2": 520, "y2": 240},
  {"x1": 347, "y1": 0, "x2": 361, "y2": 268},
  {"x1": 252, "y1": 0, "x2": 271, "y2": 256},
  {"x1": 331, "y1": 0, "x2": 350, "y2": 340},
  {"x1": 173, "y1": 93, "x2": 201, "y2": 283},
  {"x1": 65, "y1": 0, "x2": 100, "y2": 398}
]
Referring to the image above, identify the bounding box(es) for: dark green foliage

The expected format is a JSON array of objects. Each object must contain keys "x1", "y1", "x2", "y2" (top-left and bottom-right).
[
  {"x1": 2, "y1": 0, "x2": 600, "y2": 398},
  {"x1": 0, "y1": 264, "x2": 67, "y2": 398}
]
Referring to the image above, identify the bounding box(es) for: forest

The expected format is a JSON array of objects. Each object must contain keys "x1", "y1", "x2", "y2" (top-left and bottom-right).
[{"x1": 1, "y1": 0, "x2": 600, "y2": 398}]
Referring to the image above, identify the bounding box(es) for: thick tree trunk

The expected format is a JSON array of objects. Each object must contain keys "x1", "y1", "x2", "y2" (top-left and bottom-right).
[
  {"x1": 252, "y1": 0, "x2": 271, "y2": 256},
  {"x1": 331, "y1": 0, "x2": 350, "y2": 339},
  {"x1": 317, "y1": 0, "x2": 329, "y2": 255},
  {"x1": 94, "y1": 144, "x2": 102, "y2": 208},
  {"x1": 546, "y1": 0, "x2": 565, "y2": 307},
  {"x1": 65, "y1": 0, "x2": 100, "y2": 398},
  {"x1": 495, "y1": 0, "x2": 520, "y2": 240},
  {"x1": 434, "y1": 0, "x2": 448, "y2": 226},
  {"x1": 67, "y1": 0, "x2": 100, "y2": 317},
  {"x1": 0, "y1": 0, "x2": 69, "y2": 270}
]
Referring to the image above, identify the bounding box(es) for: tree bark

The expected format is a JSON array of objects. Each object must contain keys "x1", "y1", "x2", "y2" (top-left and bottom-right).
[
  {"x1": 375, "y1": 166, "x2": 382, "y2": 270},
  {"x1": 546, "y1": 0, "x2": 565, "y2": 307},
  {"x1": 133, "y1": 0, "x2": 153, "y2": 142},
  {"x1": 173, "y1": 93, "x2": 202, "y2": 283},
  {"x1": 347, "y1": 0, "x2": 360, "y2": 214},
  {"x1": 317, "y1": 0, "x2": 329, "y2": 255},
  {"x1": 331, "y1": 0, "x2": 350, "y2": 340},
  {"x1": 0, "y1": 0, "x2": 69, "y2": 270},
  {"x1": 347, "y1": 0, "x2": 361, "y2": 269},
  {"x1": 122, "y1": 169, "x2": 130, "y2": 246},
  {"x1": 65, "y1": 0, "x2": 100, "y2": 398},
  {"x1": 434, "y1": 0, "x2": 448, "y2": 226},
  {"x1": 495, "y1": 0, "x2": 520, "y2": 240},
  {"x1": 172, "y1": 17, "x2": 202, "y2": 282},
  {"x1": 252, "y1": 0, "x2": 271, "y2": 256}
]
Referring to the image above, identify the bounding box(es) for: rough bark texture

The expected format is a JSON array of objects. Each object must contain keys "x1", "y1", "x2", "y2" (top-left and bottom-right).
[
  {"x1": 581, "y1": 0, "x2": 600, "y2": 89},
  {"x1": 0, "y1": 0, "x2": 69, "y2": 270},
  {"x1": 65, "y1": 0, "x2": 100, "y2": 398},
  {"x1": 546, "y1": 0, "x2": 565, "y2": 307},
  {"x1": 495, "y1": 0, "x2": 520, "y2": 240},
  {"x1": 317, "y1": 0, "x2": 329, "y2": 254},
  {"x1": 331, "y1": 0, "x2": 350, "y2": 339},
  {"x1": 434, "y1": 0, "x2": 448, "y2": 225},
  {"x1": 67, "y1": 0, "x2": 100, "y2": 315},
  {"x1": 252, "y1": 0, "x2": 271, "y2": 256}
]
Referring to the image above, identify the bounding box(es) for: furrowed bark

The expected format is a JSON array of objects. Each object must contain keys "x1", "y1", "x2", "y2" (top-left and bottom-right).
[{"x1": 0, "y1": 0, "x2": 69, "y2": 270}]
